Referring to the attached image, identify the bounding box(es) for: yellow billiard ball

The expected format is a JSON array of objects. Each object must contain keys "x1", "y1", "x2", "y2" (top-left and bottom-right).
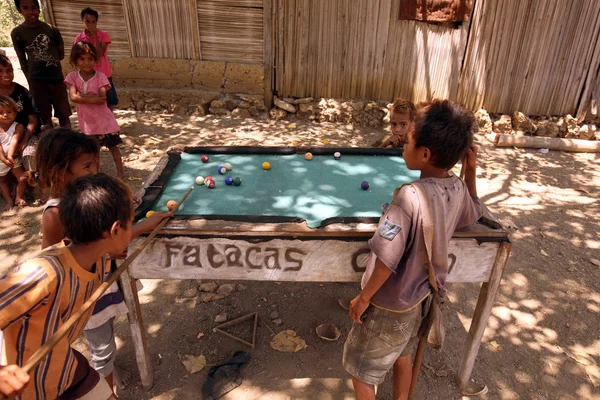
[
  {"x1": 146, "y1": 210, "x2": 155, "y2": 218},
  {"x1": 262, "y1": 161, "x2": 271, "y2": 170}
]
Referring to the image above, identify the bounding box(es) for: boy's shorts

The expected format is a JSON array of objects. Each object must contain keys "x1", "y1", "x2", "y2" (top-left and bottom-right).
[
  {"x1": 0, "y1": 157, "x2": 22, "y2": 177},
  {"x1": 106, "y1": 77, "x2": 119, "y2": 108},
  {"x1": 97, "y1": 133, "x2": 123, "y2": 149},
  {"x1": 28, "y1": 80, "x2": 72, "y2": 122},
  {"x1": 342, "y1": 302, "x2": 424, "y2": 385},
  {"x1": 58, "y1": 349, "x2": 113, "y2": 399}
]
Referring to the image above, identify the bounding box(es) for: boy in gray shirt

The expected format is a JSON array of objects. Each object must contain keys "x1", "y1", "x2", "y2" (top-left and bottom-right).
[{"x1": 343, "y1": 99, "x2": 482, "y2": 400}]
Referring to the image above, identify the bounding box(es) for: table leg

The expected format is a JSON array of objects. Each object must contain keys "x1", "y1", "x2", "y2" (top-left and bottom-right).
[
  {"x1": 457, "y1": 241, "x2": 512, "y2": 389},
  {"x1": 119, "y1": 269, "x2": 154, "y2": 390}
]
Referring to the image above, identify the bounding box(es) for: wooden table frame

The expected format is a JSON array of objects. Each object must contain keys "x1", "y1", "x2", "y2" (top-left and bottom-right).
[{"x1": 121, "y1": 150, "x2": 512, "y2": 391}]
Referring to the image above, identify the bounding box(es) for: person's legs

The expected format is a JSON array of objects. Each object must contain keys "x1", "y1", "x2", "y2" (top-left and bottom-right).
[
  {"x1": 108, "y1": 146, "x2": 124, "y2": 180},
  {"x1": 0, "y1": 175, "x2": 13, "y2": 210},
  {"x1": 106, "y1": 77, "x2": 119, "y2": 112},
  {"x1": 83, "y1": 318, "x2": 132, "y2": 390},
  {"x1": 50, "y1": 82, "x2": 72, "y2": 129},
  {"x1": 392, "y1": 355, "x2": 412, "y2": 400},
  {"x1": 351, "y1": 376, "x2": 376, "y2": 400},
  {"x1": 28, "y1": 81, "x2": 53, "y2": 129},
  {"x1": 11, "y1": 166, "x2": 27, "y2": 206}
]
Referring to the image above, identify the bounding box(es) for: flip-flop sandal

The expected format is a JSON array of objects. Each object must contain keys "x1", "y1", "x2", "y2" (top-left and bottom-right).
[{"x1": 202, "y1": 351, "x2": 251, "y2": 400}]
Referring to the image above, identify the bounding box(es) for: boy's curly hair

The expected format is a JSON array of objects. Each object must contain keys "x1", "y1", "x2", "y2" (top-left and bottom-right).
[
  {"x1": 0, "y1": 95, "x2": 19, "y2": 114},
  {"x1": 413, "y1": 99, "x2": 474, "y2": 170},
  {"x1": 391, "y1": 98, "x2": 416, "y2": 120},
  {"x1": 35, "y1": 128, "x2": 98, "y2": 197},
  {"x1": 70, "y1": 41, "x2": 97, "y2": 66}
]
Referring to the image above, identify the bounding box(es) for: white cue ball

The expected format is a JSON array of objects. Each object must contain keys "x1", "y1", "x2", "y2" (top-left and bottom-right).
[
  {"x1": 195, "y1": 176, "x2": 205, "y2": 185},
  {"x1": 224, "y1": 162, "x2": 233, "y2": 171}
]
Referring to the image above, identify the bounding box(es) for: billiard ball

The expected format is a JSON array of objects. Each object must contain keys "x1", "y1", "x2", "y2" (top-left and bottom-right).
[
  {"x1": 206, "y1": 179, "x2": 216, "y2": 189},
  {"x1": 262, "y1": 161, "x2": 271, "y2": 170},
  {"x1": 146, "y1": 210, "x2": 155, "y2": 218},
  {"x1": 225, "y1": 176, "x2": 234, "y2": 185},
  {"x1": 361, "y1": 181, "x2": 370, "y2": 190},
  {"x1": 206, "y1": 175, "x2": 214, "y2": 181},
  {"x1": 233, "y1": 177, "x2": 242, "y2": 186},
  {"x1": 218, "y1": 166, "x2": 227, "y2": 174},
  {"x1": 334, "y1": 152, "x2": 341, "y2": 160},
  {"x1": 224, "y1": 162, "x2": 232, "y2": 171},
  {"x1": 195, "y1": 176, "x2": 205, "y2": 185},
  {"x1": 201, "y1": 155, "x2": 209, "y2": 163},
  {"x1": 167, "y1": 200, "x2": 178, "y2": 211},
  {"x1": 304, "y1": 152, "x2": 313, "y2": 160}
]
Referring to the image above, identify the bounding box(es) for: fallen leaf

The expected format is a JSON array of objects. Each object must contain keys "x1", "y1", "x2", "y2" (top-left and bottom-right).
[
  {"x1": 197, "y1": 332, "x2": 205, "y2": 339},
  {"x1": 287, "y1": 123, "x2": 297, "y2": 129},
  {"x1": 127, "y1": 177, "x2": 142, "y2": 181},
  {"x1": 319, "y1": 139, "x2": 330, "y2": 144},
  {"x1": 270, "y1": 330, "x2": 308, "y2": 353},
  {"x1": 541, "y1": 249, "x2": 549, "y2": 257},
  {"x1": 575, "y1": 188, "x2": 591, "y2": 195},
  {"x1": 290, "y1": 141, "x2": 299, "y2": 146},
  {"x1": 489, "y1": 340, "x2": 500, "y2": 349},
  {"x1": 590, "y1": 259, "x2": 600, "y2": 267},
  {"x1": 182, "y1": 354, "x2": 206, "y2": 374}
]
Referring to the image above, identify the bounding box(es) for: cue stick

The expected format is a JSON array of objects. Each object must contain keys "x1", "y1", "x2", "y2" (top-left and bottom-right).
[{"x1": 22, "y1": 187, "x2": 194, "y2": 375}]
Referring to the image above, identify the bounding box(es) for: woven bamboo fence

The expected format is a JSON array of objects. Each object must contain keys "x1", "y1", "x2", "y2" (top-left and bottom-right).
[
  {"x1": 197, "y1": 0, "x2": 264, "y2": 63},
  {"x1": 274, "y1": 0, "x2": 469, "y2": 102},
  {"x1": 48, "y1": 0, "x2": 131, "y2": 58},
  {"x1": 457, "y1": 0, "x2": 600, "y2": 116}
]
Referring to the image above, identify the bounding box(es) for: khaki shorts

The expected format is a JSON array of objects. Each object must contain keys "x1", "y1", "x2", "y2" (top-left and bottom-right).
[{"x1": 342, "y1": 302, "x2": 423, "y2": 385}]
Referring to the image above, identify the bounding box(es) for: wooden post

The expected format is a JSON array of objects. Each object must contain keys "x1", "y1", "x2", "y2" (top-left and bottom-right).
[
  {"x1": 41, "y1": 0, "x2": 56, "y2": 26},
  {"x1": 457, "y1": 241, "x2": 512, "y2": 389},
  {"x1": 120, "y1": 269, "x2": 154, "y2": 391},
  {"x1": 263, "y1": 0, "x2": 274, "y2": 108}
]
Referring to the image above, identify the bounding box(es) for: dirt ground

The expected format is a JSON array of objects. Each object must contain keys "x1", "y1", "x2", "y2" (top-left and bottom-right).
[
  {"x1": 0, "y1": 111, "x2": 599, "y2": 400},
  {"x1": 1, "y1": 47, "x2": 599, "y2": 400}
]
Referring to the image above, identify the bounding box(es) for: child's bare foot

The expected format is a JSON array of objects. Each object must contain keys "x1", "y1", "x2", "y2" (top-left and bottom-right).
[
  {"x1": 112, "y1": 365, "x2": 132, "y2": 390},
  {"x1": 2, "y1": 202, "x2": 14, "y2": 212},
  {"x1": 15, "y1": 198, "x2": 27, "y2": 208}
]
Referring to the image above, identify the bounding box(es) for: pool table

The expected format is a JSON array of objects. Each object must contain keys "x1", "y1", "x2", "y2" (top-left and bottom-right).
[{"x1": 121, "y1": 146, "x2": 511, "y2": 391}]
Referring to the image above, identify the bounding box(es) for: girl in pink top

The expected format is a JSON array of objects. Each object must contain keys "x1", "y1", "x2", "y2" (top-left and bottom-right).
[{"x1": 64, "y1": 41, "x2": 124, "y2": 180}]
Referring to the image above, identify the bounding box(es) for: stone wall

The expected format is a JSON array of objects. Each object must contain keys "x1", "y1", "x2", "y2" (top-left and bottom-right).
[{"x1": 475, "y1": 110, "x2": 600, "y2": 141}]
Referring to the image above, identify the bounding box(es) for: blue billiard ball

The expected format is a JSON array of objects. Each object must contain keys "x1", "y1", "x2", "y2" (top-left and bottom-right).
[
  {"x1": 225, "y1": 176, "x2": 234, "y2": 185},
  {"x1": 218, "y1": 166, "x2": 227, "y2": 174},
  {"x1": 361, "y1": 181, "x2": 370, "y2": 190}
]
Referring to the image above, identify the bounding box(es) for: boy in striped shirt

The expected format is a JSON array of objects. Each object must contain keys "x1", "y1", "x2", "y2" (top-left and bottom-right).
[{"x1": 0, "y1": 174, "x2": 133, "y2": 399}]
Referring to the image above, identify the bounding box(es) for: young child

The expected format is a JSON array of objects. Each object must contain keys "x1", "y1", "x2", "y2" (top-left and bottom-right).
[
  {"x1": 0, "y1": 54, "x2": 39, "y2": 172},
  {"x1": 0, "y1": 173, "x2": 132, "y2": 399},
  {"x1": 65, "y1": 41, "x2": 124, "y2": 180},
  {"x1": 0, "y1": 96, "x2": 28, "y2": 210},
  {"x1": 10, "y1": 0, "x2": 71, "y2": 131},
  {"x1": 343, "y1": 99, "x2": 482, "y2": 400},
  {"x1": 377, "y1": 98, "x2": 416, "y2": 148},
  {"x1": 75, "y1": 7, "x2": 119, "y2": 110},
  {"x1": 36, "y1": 128, "x2": 170, "y2": 390}
]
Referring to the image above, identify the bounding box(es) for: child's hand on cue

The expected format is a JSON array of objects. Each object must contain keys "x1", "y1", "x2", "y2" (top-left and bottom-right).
[
  {"x1": 0, "y1": 365, "x2": 30, "y2": 399},
  {"x1": 140, "y1": 211, "x2": 173, "y2": 233}
]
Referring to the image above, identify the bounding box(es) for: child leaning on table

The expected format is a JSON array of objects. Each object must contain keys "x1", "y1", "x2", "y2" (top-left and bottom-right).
[
  {"x1": 0, "y1": 173, "x2": 134, "y2": 399},
  {"x1": 376, "y1": 98, "x2": 416, "y2": 148},
  {"x1": 343, "y1": 99, "x2": 482, "y2": 400},
  {"x1": 35, "y1": 128, "x2": 170, "y2": 390}
]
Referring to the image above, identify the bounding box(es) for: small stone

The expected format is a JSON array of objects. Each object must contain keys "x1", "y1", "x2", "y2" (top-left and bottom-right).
[
  {"x1": 293, "y1": 97, "x2": 313, "y2": 104},
  {"x1": 269, "y1": 108, "x2": 288, "y2": 121},
  {"x1": 215, "y1": 313, "x2": 227, "y2": 323},
  {"x1": 590, "y1": 258, "x2": 600, "y2": 267},
  {"x1": 238, "y1": 101, "x2": 251, "y2": 109},
  {"x1": 347, "y1": 100, "x2": 366, "y2": 112},
  {"x1": 535, "y1": 120, "x2": 559, "y2": 137},
  {"x1": 474, "y1": 109, "x2": 492, "y2": 134},
  {"x1": 270, "y1": 311, "x2": 279, "y2": 319},
  {"x1": 274, "y1": 97, "x2": 297, "y2": 113},
  {"x1": 493, "y1": 115, "x2": 512, "y2": 134},
  {"x1": 198, "y1": 293, "x2": 225, "y2": 303},
  {"x1": 231, "y1": 108, "x2": 251, "y2": 119},
  {"x1": 578, "y1": 124, "x2": 597, "y2": 140},
  {"x1": 197, "y1": 332, "x2": 205, "y2": 339},
  {"x1": 217, "y1": 284, "x2": 235, "y2": 296},
  {"x1": 273, "y1": 318, "x2": 283, "y2": 326},
  {"x1": 183, "y1": 287, "x2": 198, "y2": 298},
  {"x1": 200, "y1": 282, "x2": 218, "y2": 293},
  {"x1": 283, "y1": 97, "x2": 295, "y2": 104},
  {"x1": 236, "y1": 284, "x2": 247, "y2": 292},
  {"x1": 435, "y1": 370, "x2": 448, "y2": 377},
  {"x1": 512, "y1": 111, "x2": 537, "y2": 135}
]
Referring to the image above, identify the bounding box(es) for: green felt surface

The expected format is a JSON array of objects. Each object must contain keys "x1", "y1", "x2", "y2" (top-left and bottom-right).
[{"x1": 151, "y1": 152, "x2": 420, "y2": 228}]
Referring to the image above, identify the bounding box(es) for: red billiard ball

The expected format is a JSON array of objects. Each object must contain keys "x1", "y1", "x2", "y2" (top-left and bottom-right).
[
  {"x1": 206, "y1": 179, "x2": 216, "y2": 189},
  {"x1": 201, "y1": 155, "x2": 209, "y2": 163}
]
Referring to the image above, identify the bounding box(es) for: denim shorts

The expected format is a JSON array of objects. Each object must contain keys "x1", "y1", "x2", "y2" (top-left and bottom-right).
[
  {"x1": 342, "y1": 302, "x2": 423, "y2": 385},
  {"x1": 106, "y1": 77, "x2": 119, "y2": 108}
]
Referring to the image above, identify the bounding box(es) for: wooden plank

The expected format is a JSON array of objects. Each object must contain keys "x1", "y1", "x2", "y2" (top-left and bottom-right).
[
  {"x1": 458, "y1": 241, "x2": 512, "y2": 389},
  {"x1": 119, "y1": 269, "x2": 153, "y2": 390},
  {"x1": 128, "y1": 237, "x2": 503, "y2": 283},
  {"x1": 263, "y1": 0, "x2": 274, "y2": 107},
  {"x1": 43, "y1": 0, "x2": 56, "y2": 26}
]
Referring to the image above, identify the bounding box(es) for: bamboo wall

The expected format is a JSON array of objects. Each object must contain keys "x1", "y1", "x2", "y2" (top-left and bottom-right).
[
  {"x1": 457, "y1": 0, "x2": 600, "y2": 116},
  {"x1": 49, "y1": 0, "x2": 131, "y2": 58},
  {"x1": 274, "y1": 0, "x2": 469, "y2": 102}
]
